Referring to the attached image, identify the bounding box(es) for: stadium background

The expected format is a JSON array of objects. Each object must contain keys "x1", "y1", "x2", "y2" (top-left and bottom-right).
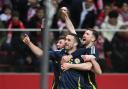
[{"x1": 0, "y1": 0, "x2": 128, "y2": 89}]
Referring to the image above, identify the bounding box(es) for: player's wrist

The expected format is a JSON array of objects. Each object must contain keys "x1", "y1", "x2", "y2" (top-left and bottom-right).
[
  {"x1": 27, "y1": 41, "x2": 32, "y2": 46},
  {"x1": 69, "y1": 63, "x2": 73, "y2": 68}
]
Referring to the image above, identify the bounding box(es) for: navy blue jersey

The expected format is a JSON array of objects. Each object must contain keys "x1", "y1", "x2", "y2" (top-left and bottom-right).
[
  {"x1": 58, "y1": 48, "x2": 88, "y2": 89},
  {"x1": 85, "y1": 45, "x2": 99, "y2": 89},
  {"x1": 49, "y1": 49, "x2": 66, "y2": 89},
  {"x1": 58, "y1": 46, "x2": 99, "y2": 89}
]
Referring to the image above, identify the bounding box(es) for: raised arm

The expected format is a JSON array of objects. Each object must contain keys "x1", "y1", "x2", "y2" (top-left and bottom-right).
[
  {"x1": 22, "y1": 34, "x2": 43, "y2": 57},
  {"x1": 60, "y1": 7, "x2": 77, "y2": 34}
]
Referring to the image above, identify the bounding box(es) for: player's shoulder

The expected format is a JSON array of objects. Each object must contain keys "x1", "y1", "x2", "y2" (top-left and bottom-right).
[
  {"x1": 90, "y1": 45, "x2": 98, "y2": 54},
  {"x1": 75, "y1": 48, "x2": 87, "y2": 54},
  {"x1": 54, "y1": 49, "x2": 62, "y2": 52},
  {"x1": 54, "y1": 48, "x2": 65, "y2": 52},
  {"x1": 78, "y1": 47, "x2": 86, "y2": 50},
  {"x1": 56, "y1": 48, "x2": 67, "y2": 54}
]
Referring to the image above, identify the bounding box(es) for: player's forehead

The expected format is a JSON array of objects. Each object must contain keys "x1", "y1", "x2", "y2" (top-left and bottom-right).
[
  {"x1": 66, "y1": 35, "x2": 75, "y2": 40},
  {"x1": 84, "y1": 30, "x2": 93, "y2": 35},
  {"x1": 59, "y1": 39, "x2": 65, "y2": 41}
]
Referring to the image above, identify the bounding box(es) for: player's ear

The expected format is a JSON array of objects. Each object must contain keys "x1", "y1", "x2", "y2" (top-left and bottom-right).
[
  {"x1": 74, "y1": 42, "x2": 78, "y2": 46},
  {"x1": 91, "y1": 36, "x2": 95, "y2": 42}
]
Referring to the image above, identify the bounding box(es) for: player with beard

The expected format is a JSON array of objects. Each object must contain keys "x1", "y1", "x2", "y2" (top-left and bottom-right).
[{"x1": 60, "y1": 7, "x2": 102, "y2": 89}]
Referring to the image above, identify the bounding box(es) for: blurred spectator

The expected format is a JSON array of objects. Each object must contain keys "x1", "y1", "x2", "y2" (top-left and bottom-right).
[
  {"x1": 28, "y1": 7, "x2": 44, "y2": 28},
  {"x1": 6, "y1": 11, "x2": 25, "y2": 47},
  {"x1": 4, "y1": 0, "x2": 12, "y2": 8},
  {"x1": 0, "y1": 5, "x2": 12, "y2": 27},
  {"x1": 120, "y1": 2, "x2": 128, "y2": 22},
  {"x1": 51, "y1": 0, "x2": 60, "y2": 28},
  {"x1": 51, "y1": 0, "x2": 59, "y2": 15},
  {"x1": 111, "y1": 24, "x2": 128, "y2": 72},
  {"x1": 59, "y1": 0, "x2": 73, "y2": 8},
  {"x1": 8, "y1": 11, "x2": 25, "y2": 29},
  {"x1": 99, "y1": 10, "x2": 124, "y2": 71},
  {"x1": 11, "y1": 0, "x2": 28, "y2": 25},
  {"x1": 70, "y1": 0, "x2": 97, "y2": 28},
  {"x1": 96, "y1": 3, "x2": 124, "y2": 27},
  {"x1": 101, "y1": 10, "x2": 123, "y2": 42},
  {"x1": 95, "y1": 32, "x2": 105, "y2": 69},
  {"x1": 0, "y1": 31, "x2": 6, "y2": 48},
  {"x1": 0, "y1": 21, "x2": 6, "y2": 28},
  {"x1": 27, "y1": 0, "x2": 41, "y2": 21},
  {"x1": 0, "y1": 1, "x2": 4, "y2": 14},
  {"x1": 5, "y1": 11, "x2": 26, "y2": 72},
  {"x1": 10, "y1": 0, "x2": 42, "y2": 27},
  {"x1": 28, "y1": 7, "x2": 44, "y2": 48},
  {"x1": 96, "y1": 4, "x2": 112, "y2": 27}
]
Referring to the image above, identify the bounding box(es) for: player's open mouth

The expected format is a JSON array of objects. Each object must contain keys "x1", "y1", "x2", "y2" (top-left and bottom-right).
[{"x1": 82, "y1": 38, "x2": 86, "y2": 41}]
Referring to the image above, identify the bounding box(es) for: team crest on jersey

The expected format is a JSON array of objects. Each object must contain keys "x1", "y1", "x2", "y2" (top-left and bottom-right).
[{"x1": 74, "y1": 58, "x2": 80, "y2": 64}]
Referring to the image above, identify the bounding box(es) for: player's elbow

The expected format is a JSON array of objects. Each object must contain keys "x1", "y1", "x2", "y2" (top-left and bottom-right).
[
  {"x1": 36, "y1": 51, "x2": 43, "y2": 58},
  {"x1": 95, "y1": 69, "x2": 102, "y2": 75},
  {"x1": 96, "y1": 66, "x2": 102, "y2": 75},
  {"x1": 98, "y1": 70, "x2": 102, "y2": 75}
]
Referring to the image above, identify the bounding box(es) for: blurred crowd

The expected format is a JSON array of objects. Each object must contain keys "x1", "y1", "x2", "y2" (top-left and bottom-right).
[{"x1": 0, "y1": 0, "x2": 128, "y2": 73}]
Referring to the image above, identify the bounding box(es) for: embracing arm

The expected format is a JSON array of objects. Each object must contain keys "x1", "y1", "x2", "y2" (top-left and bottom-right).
[
  {"x1": 90, "y1": 59, "x2": 102, "y2": 75},
  {"x1": 82, "y1": 55, "x2": 102, "y2": 75},
  {"x1": 70, "y1": 62, "x2": 92, "y2": 70},
  {"x1": 61, "y1": 62, "x2": 92, "y2": 71}
]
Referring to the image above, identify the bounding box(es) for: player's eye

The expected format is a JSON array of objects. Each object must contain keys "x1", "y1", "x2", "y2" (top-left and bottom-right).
[
  {"x1": 68, "y1": 39, "x2": 70, "y2": 41},
  {"x1": 86, "y1": 33, "x2": 89, "y2": 35}
]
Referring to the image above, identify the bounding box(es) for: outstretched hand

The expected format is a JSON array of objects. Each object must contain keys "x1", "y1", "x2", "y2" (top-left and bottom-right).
[
  {"x1": 60, "y1": 7, "x2": 69, "y2": 20},
  {"x1": 21, "y1": 34, "x2": 31, "y2": 45}
]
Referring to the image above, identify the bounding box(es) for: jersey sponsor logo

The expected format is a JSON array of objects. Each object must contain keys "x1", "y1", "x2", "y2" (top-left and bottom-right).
[{"x1": 74, "y1": 58, "x2": 80, "y2": 64}]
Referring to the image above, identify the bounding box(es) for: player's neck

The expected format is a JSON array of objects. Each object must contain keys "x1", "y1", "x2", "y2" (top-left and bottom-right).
[
  {"x1": 85, "y1": 42, "x2": 94, "y2": 48},
  {"x1": 67, "y1": 47, "x2": 77, "y2": 54}
]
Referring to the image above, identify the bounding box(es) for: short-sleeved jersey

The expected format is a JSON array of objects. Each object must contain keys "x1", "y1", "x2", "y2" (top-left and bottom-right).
[{"x1": 58, "y1": 46, "x2": 99, "y2": 89}]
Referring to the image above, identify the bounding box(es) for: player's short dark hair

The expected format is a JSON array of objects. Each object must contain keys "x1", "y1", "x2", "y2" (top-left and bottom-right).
[
  {"x1": 58, "y1": 36, "x2": 66, "y2": 41},
  {"x1": 68, "y1": 33, "x2": 78, "y2": 42},
  {"x1": 68, "y1": 33, "x2": 82, "y2": 48},
  {"x1": 108, "y1": 10, "x2": 119, "y2": 18},
  {"x1": 87, "y1": 28, "x2": 99, "y2": 41}
]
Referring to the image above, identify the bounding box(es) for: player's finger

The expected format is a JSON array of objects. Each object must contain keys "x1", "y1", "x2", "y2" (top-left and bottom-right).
[
  {"x1": 61, "y1": 66, "x2": 64, "y2": 70},
  {"x1": 24, "y1": 34, "x2": 28, "y2": 37}
]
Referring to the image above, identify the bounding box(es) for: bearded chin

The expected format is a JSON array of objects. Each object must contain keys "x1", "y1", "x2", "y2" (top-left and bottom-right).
[{"x1": 84, "y1": 41, "x2": 89, "y2": 46}]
